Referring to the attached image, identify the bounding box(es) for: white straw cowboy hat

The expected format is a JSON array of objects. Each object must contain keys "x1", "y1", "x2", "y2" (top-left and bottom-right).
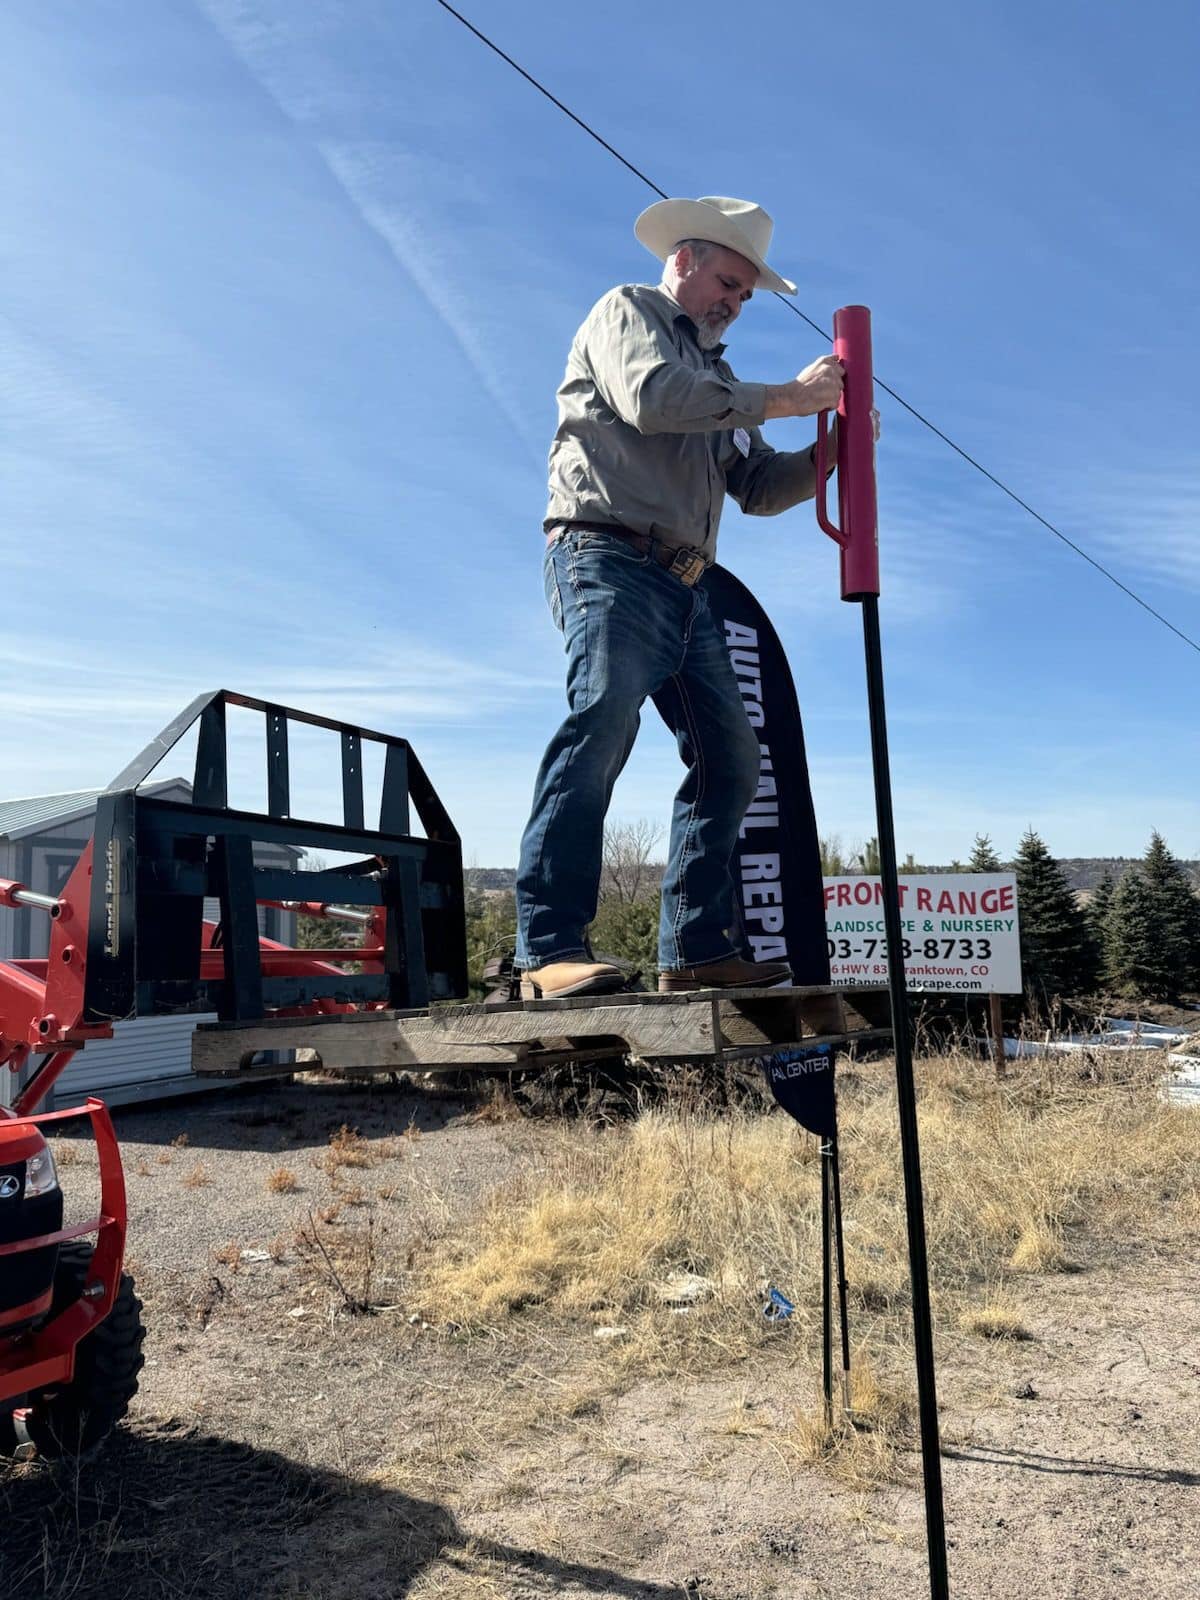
[{"x1": 634, "y1": 195, "x2": 796, "y2": 295}]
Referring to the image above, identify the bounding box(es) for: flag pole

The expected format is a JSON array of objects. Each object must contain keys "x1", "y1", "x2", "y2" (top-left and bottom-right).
[
  {"x1": 820, "y1": 1137, "x2": 834, "y2": 1426},
  {"x1": 815, "y1": 308, "x2": 950, "y2": 1600},
  {"x1": 828, "y1": 1125, "x2": 853, "y2": 1413}
]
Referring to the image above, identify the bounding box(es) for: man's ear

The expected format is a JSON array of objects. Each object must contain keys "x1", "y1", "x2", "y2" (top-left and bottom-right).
[{"x1": 673, "y1": 244, "x2": 691, "y2": 277}]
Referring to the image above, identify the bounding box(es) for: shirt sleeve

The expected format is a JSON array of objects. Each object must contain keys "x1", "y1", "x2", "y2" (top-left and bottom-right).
[
  {"x1": 583, "y1": 289, "x2": 767, "y2": 435},
  {"x1": 724, "y1": 430, "x2": 820, "y2": 515}
]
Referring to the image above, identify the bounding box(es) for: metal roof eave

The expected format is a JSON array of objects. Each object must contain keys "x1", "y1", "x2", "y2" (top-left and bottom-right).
[{"x1": 0, "y1": 779, "x2": 192, "y2": 842}]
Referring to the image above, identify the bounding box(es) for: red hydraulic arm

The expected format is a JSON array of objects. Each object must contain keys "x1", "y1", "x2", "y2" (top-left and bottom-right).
[{"x1": 0, "y1": 844, "x2": 111, "y2": 1072}]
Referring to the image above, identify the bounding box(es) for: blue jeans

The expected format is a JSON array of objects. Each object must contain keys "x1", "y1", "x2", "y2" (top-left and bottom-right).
[{"x1": 515, "y1": 528, "x2": 762, "y2": 972}]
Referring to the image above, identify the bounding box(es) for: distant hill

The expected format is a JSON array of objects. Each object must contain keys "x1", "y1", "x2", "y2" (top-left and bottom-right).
[
  {"x1": 1057, "y1": 857, "x2": 1199, "y2": 892},
  {"x1": 466, "y1": 860, "x2": 1200, "y2": 896},
  {"x1": 465, "y1": 867, "x2": 519, "y2": 893}
]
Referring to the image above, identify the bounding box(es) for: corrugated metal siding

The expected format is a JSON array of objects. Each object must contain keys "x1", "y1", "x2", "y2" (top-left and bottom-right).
[
  {"x1": 0, "y1": 1052, "x2": 35, "y2": 1112},
  {"x1": 49, "y1": 1014, "x2": 222, "y2": 1108},
  {"x1": 12, "y1": 835, "x2": 90, "y2": 959},
  {"x1": 0, "y1": 843, "x2": 15, "y2": 960}
]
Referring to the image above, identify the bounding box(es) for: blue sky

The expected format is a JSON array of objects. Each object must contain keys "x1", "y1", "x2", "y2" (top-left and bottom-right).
[{"x1": 2, "y1": 0, "x2": 1197, "y2": 866}]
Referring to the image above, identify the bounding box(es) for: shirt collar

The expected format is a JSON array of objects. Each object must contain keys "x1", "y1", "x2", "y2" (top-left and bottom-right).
[{"x1": 650, "y1": 282, "x2": 726, "y2": 357}]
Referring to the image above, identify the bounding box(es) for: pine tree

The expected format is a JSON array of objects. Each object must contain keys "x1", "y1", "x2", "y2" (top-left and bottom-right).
[
  {"x1": 1138, "y1": 832, "x2": 1200, "y2": 991},
  {"x1": 1086, "y1": 869, "x2": 1117, "y2": 987},
  {"x1": 1106, "y1": 867, "x2": 1171, "y2": 999},
  {"x1": 969, "y1": 834, "x2": 1002, "y2": 871},
  {"x1": 465, "y1": 888, "x2": 517, "y2": 998},
  {"x1": 1013, "y1": 828, "x2": 1098, "y2": 1001},
  {"x1": 589, "y1": 895, "x2": 660, "y2": 977}
]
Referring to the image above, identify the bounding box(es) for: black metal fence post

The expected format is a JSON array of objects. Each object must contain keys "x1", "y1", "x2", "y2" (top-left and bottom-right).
[{"x1": 861, "y1": 594, "x2": 949, "y2": 1600}]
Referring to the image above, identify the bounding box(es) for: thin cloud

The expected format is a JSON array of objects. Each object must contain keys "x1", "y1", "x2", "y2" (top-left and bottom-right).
[
  {"x1": 196, "y1": 1, "x2": 543, "y2": 460},
  {"x1": 316, "y1": 140, "x2": 541, "y2": 456}
]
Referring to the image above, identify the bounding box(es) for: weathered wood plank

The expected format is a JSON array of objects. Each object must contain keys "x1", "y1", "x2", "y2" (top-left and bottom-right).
[
  {"x1": 718, "y1": 1028, "x2": 893, "y2": 1064},
  {"x1": 190, "y1": 984, "x2": 886, "y2": 1036},
  {"x1": 428, "y1": 983, "x2": 849, "y2": 1018},
  {"x1": 717, "y1": 992, "x2": 847, "y2": 1048},
  {"x1": 193, "y1": 999, "x2": 718, "y2": 1076},
  {"x1": 837, "y1": 989, "x2": 892, "y2": 1030},
  {"x1": 191, "y1": 986, "x2": 890, "y2": 1078},
  {"x1": 193, "y1": 1028, "x2": 537, "y2": 1074}
]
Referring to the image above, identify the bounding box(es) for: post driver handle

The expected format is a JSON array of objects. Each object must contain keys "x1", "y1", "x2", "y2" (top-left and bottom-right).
[
  {"x1": 814, "y1": 410, "x2": 847, "y2": 547},
  {"x1": 814, "y1": 306, "x2": 881, "y2": 602}
]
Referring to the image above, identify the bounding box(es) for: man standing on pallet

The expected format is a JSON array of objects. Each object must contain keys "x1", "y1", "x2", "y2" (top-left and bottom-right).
[{"x1": 516, "y1": 195, "x2": 844, "y2": 1001}]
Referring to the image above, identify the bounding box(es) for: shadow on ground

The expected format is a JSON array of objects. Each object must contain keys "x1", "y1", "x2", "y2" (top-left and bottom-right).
[
  {"x1": 1, "y1": 1416, "x2": 681, "y2": 1599},
  {"x1": 53, "y1": 1078, "x2": 490, "y2": 1153},
  {"x1": 945, "y1": 1441, "x2": 1200, "y2": 1486}
]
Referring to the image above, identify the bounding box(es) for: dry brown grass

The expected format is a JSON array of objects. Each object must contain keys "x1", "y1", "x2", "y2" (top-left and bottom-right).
[
  {"x1": 265, "y1": 1165, "x2": 299, "y2": 1194},
  {"x1": 788, "y1": 1355, "x2": 916, "y2": 1489},
  {"x1": 324, "y1": 1123, "x2": 371, "y2": 1168},
  {"x1": 1008, "y1": 1218, "x2": 1072, "y2": 1272},
  {"x1": 390, "y1": 1050, "x2": 1200, "y2": 1499},
  {"x1": 413, "y1": 1049, "x2": 1200, "y2": 1430},
  {"x1": 181, "y1": 1161, "x2": 212, "y2": 1189},
  {"x1": 211, "y1": 1240, "x2": 243, "y2": 1272},
  {"x1": 959, "y1": 1297, "x2": 1033, "y2": 1341}
]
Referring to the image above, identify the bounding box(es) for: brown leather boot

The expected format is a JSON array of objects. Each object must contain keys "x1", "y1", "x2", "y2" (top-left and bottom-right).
[
  {"x1": 658, "y1": 956, "x2": 793, "y2": 994},
  {"x1": 519, "y1": 960, "x2": 625, "y2": 1000}
]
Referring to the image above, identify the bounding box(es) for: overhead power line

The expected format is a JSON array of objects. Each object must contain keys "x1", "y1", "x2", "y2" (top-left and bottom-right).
[{"x1": 433, "y1": 0, "x2": 1200, "y2": 658}]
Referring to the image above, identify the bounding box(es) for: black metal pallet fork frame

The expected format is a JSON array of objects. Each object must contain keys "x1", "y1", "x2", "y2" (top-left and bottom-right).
[{"x1": 82, "y1": 689, "x2": 467, "y2": 1024}]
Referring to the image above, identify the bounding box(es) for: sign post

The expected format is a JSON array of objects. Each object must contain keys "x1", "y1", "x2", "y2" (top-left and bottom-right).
[
  {"x1": 989, "y1": 993, "x2": 1006, "y2": 1072},
  {"x1": 815, "y1": 307, "x2": 951, "y2": 1600}
]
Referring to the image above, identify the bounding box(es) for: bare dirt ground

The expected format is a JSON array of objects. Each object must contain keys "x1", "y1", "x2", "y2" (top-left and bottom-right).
[{"x1": 4, "y1": 1071, "x2": 1198, "y2": 1600}]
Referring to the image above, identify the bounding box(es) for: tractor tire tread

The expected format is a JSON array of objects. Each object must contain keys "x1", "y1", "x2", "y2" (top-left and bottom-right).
[{"x1": 20, "y1": 1241, "x2": 146, "y2": 1458}]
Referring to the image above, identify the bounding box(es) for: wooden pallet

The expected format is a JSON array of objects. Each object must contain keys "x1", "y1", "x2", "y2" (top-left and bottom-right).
[{"x1": 191, "y1": 985, "x2": 892, "y2": 1078}]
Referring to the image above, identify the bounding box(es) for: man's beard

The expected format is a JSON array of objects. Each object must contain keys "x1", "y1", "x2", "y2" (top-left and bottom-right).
[{"x1": 695, "y1": 310, "x2": 732, "y2": 350}]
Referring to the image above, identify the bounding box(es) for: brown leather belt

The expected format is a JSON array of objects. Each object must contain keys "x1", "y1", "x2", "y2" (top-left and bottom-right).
[{"x1": 550, "y1": 521, "x2": 708, "y2": 588}]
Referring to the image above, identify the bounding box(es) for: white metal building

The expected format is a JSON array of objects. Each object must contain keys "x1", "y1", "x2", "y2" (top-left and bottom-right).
[{"x1": 1, "y1": 779, "x2": 297, "y2": 1109}]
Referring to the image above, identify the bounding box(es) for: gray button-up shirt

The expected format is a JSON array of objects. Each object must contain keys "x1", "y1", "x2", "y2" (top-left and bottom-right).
[{"x1": 544, "y1": 282, "x2": 819, "y2": 560}]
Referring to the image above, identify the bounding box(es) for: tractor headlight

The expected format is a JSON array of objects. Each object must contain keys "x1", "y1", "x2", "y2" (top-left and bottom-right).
[{"x1": 25, "y1": 1146, "x2": 59, "y2": 1198}]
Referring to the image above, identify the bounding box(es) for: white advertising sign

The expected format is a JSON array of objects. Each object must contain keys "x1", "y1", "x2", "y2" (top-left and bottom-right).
[{"x1": 822, "y1": 873, "x2": 1022, "y2": 994}]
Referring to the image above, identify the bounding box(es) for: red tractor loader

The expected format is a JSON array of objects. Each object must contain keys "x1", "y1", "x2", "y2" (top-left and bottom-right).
[
  {"x1": 1, "y1": 689, "x2": 467, "y2": 1458},
  {"x1": 0, "y1": 864, "x2": 144, "y2": 1458}
]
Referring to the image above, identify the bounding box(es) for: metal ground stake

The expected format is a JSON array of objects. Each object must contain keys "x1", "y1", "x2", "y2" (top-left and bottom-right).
[{"x1": 816, "y1": 305, "x2": 951, "y2": 1600}]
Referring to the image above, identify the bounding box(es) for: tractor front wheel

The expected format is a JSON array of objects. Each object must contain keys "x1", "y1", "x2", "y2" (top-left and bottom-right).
[{"x1": 8, "y1": 1242, "x2": 146, "y2": 1459}]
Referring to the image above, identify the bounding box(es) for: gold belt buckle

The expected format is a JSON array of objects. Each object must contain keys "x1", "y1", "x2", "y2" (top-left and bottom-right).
[{"x1": 668, "y1": 548, "x2": 706, "y2": 587}]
